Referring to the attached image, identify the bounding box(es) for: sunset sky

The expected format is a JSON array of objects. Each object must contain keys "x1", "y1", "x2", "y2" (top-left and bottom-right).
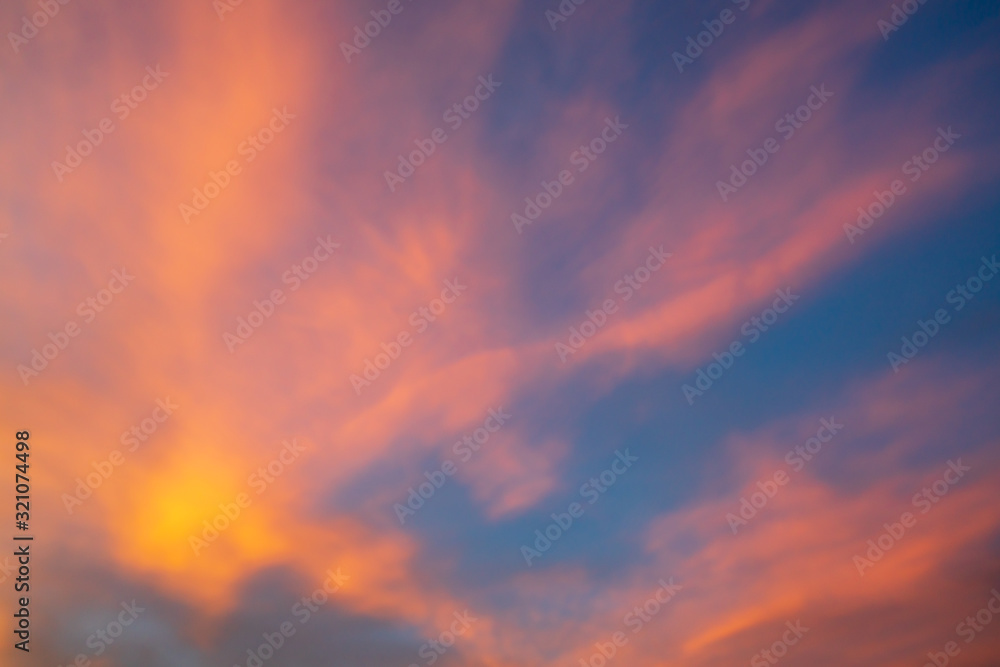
[{"x1": 2, "y1": 0, "x2": 1000, "y2": 665}]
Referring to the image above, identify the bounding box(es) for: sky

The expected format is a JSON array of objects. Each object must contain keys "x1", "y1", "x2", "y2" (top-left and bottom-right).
[{"x1": 1, "y1": 0, "x2": 1000, "y2": 665}]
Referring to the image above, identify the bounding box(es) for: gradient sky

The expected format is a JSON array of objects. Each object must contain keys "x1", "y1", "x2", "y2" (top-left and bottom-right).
[{"x1": 2, "y1": 0, "x2": 1000, "y2": 665}]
